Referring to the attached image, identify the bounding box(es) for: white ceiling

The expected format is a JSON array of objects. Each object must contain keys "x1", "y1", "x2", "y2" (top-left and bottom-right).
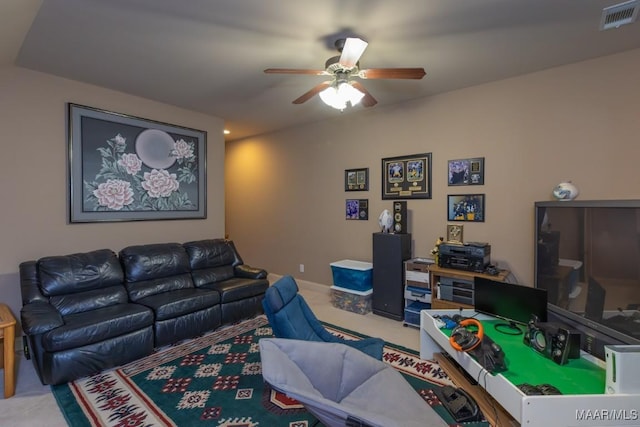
[{"x1": 2, "y1": 0, "x2": 640, "y2": 141}]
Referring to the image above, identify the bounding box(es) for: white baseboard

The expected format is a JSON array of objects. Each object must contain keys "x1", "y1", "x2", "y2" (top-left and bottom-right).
[{"x1": 267, "y1": 273, "x2": 331, "y2": 293}]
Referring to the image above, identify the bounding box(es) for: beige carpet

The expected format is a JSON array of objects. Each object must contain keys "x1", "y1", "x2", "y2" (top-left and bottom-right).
[{"x1": 0, "y1": 277, "x2": 420, "y2": 426}]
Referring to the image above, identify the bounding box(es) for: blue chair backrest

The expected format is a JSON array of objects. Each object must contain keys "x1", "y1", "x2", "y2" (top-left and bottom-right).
[{"x1": 263, "y1": 275, "x2": 329, "y2": 342}]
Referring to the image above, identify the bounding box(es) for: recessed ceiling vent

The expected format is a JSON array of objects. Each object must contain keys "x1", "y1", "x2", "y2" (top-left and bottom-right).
[{"x1": 600, "y1": 0, "x2": 639, "y2": 30}]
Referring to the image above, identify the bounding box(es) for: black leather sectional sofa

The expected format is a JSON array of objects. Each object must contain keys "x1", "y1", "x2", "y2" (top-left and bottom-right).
[{"x1": 19, "y1": 238, "x2": 268, "y2": 385}]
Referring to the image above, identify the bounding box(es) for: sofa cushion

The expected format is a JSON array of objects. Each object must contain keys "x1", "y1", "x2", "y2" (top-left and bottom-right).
[
  {"x1": 50, "y1": 285, "x2": 128, "y2": 316},
  {"x1": 191, "y1": 265, "x2": 235, "y2": 287},
  {"x1": 125, "y1": 273, "x2": 195, "y2": 302},
  {"x1": 120, "y1": 243, "x2": 196, "y2": 301},
  {"x1": 136, "y1": 288, "x2": 220, "y2": 321},
  {"x1": 38, "y1": 249, "x2": 123, "y2": 296},
  {"x1": 120, "y1": 243, "x2": 191, "y2": 282},
  {"x1": 183, "y1": 239, "x2": 242, "y2": 270},
  {"x1": 201, "y1": 277, "x2": 269, "y2": 303},
  {"x1": 42, "y1": 303, "x2": 154, "y2": 352}
]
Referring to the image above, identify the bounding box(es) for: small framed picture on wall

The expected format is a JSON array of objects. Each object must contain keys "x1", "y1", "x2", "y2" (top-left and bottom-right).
[
  {"x1": 448, "y1": 157, "x2": 484, "y2": 186},
  {"x1": 345, "y1": 168, "x2": 369, "y2": 191},
  {"x1": 346, "y1": 199, "x2": 369, "y2": 220},
  {"x1": 447, "y1": 194, "x2": 485, "y2": 222}
]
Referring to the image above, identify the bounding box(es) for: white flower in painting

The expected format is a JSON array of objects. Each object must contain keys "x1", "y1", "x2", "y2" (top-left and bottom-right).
[
  {"x1": 113, "y1": 133, "x2": 126, "y2": 146},
  {"x1": 93, "y1": 179, "x2": 134, "y2": 210},
  {"x1": 118, "y1": 153, "x2": 142, "y2": 175},
  {"x1": 172, "y1": 139, "x2": 194, "y2": 160},
  {"x1": 141, "y1": 169, "x2": 179, "y2": 198}
]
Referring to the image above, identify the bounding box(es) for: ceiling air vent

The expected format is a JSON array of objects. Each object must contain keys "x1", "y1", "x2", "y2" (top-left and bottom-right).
[{"x1": 600, "y1": 0, "x2": 639, "y2": 30}]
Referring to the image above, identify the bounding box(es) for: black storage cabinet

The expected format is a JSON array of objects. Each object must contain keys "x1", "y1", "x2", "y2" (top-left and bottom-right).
[{"x1": 372, "y1": 232, "x2": 412, "y2": 320}]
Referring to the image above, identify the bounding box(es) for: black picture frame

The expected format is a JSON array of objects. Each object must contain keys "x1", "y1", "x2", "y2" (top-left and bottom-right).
[
  {"x1": 345, "y1": 168, "x2": 369, "y2": 191},
  {"x1": 447, "y1": 194, "x2": 485, "y2": 222},
  {"x1": 382, "y1": 153, "x2": 432, "y2": 199},
  {"x1": 346, "y1": 199, "x2": 369, "y2": 220},
  {"x1": 448, "y1": 157, "x2": 485, "y2": 186},
  {"x1": 68, "y1": 103, "x2": 207, "y2": 223}
]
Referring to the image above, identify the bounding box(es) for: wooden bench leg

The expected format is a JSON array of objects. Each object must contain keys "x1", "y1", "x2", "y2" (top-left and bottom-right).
[{"x1": 3, "y1": 325, "x2": 15, "y2": 398}]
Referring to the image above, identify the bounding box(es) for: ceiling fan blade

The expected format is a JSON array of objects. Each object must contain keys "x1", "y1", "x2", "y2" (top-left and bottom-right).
[
  {"x1": 351, "y1": 82, "x2": 378, "y2": 107},
  {"x1": 339, "y1": 38, "x2": 368, "y2": 68},
  {"x1": 292, "y1": 81, "x2": 332, "y2": 104},
  {"x1": 264, "y1": 68, "x2": 328, "y2": 75},
  {"x1": 359, "y1": 68, "x2": 426, "y2": 79}
]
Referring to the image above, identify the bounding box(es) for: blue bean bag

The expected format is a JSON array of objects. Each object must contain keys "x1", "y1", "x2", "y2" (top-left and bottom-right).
[{"x1": 259, "y1": 338, "x2": 447, "y2": 427}]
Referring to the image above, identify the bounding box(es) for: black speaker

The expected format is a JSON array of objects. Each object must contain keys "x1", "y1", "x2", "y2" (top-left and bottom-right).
[
  {"x1": 524, "y1": 318, "x2": 581, "y2": 365},
  {"x1": 551, "y1": 328, "x2": 581, "y2": 365},
  {"x1": 393, "y1": 201, "x2": 408, "y2": 233}
]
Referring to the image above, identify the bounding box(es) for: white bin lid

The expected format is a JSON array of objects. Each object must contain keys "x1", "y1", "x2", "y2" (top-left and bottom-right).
[
  {"x1": 329, "y1": 260, "x2": 373, "y2": 270},
  {"x1": 330, "y1": 285, "x2": 373, "y2": 296}
]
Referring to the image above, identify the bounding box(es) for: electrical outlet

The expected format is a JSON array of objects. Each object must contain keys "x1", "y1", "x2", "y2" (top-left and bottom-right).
[{"x1": 299, "y1": 264, "x2": 304, "y2": 273}]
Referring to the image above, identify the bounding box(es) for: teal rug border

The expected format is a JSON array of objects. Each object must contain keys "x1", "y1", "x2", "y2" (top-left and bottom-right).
[{"x1": 51, "y1": 381, "x2": 90, "y2": 427}]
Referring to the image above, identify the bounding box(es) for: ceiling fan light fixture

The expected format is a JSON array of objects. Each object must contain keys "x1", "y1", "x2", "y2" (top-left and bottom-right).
[
  {"x1": 319, "y1": 81, "x2": 364, "y2": 110},
  {"x1": 319, "y1": 85, "x2": 344, "y2": 109},
  {"x1": 340, "y1": 82, "x2": 365, "y2": 105}
]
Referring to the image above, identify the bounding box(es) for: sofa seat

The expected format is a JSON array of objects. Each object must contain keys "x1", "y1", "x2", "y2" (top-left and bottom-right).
[
  {"x1": 202, "y1": 277, "x2": 269, "y2": 303},
  {"x1": 121, "y1": 242, "x2": 224, "y2": 348},
  {"x1": 185, "y1": 239, "x2": 269, "y2": 325},
  {"x1": 136, "y1": 288, "x2": 220, "y2": 321},
  {"x1": 19, "y1": 249, "x2": 157, "y2": 385},
  {"x1": 43, "y1": 303, "x2": 153, "y2": 352}
]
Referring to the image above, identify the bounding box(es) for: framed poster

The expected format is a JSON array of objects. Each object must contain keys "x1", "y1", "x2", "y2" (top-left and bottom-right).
[
  {"x1": 447, "y1": 194, "x2": 485, "y2": 222},
  {"x1": 345, "y1": 168, "x2": 369, "y2": 191},
  {"x1": 448, "y1": 157, "x2": 485, "y2": 186},
  {"x1": 346, "y1": 199, "x2": 368, "y2": 220},
  {"x1": 382, "y1": 153, "x2": 432, "y2": 199},
  {"x1": 68, "y1": 103, "x2": 207, "y2": 222}
]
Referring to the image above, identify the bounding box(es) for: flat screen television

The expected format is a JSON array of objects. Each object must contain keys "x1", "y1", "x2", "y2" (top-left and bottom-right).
[
  {"x1": 474, "y1": 277, "x2": 548, "y2": 334},
  {"x1": 535, "y1": 200, "x2": 640, "y2": 360}
]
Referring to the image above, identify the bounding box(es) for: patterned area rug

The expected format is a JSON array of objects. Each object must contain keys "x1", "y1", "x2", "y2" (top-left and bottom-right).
[{"x1": 51, "y1": 316, "x2": 488, "y2": 426}]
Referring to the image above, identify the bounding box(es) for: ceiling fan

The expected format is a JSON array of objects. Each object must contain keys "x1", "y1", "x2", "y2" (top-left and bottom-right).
[{"x1": 264, "y1": 38, "x2": 426, "y2": 109}]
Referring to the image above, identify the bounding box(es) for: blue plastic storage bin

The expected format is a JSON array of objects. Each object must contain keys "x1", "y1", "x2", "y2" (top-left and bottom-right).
[
  {"x1": 329, "y1": 260, "x2": 373, "y2": 292},
  {"x1": 404, "y1": 300, "x2": 431, "y2": 326}
]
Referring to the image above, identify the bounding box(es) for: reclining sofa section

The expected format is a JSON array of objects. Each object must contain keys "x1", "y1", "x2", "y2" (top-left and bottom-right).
[{"x1": 20, "y1": 238, "x2": 268, "y2": 385}]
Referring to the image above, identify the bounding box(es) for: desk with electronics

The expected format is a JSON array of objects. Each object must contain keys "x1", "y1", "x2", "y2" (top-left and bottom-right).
[
  {"x1": 420, "y1": 278, "x2": 639, "y2": 425},
  {"x1": 416, "y1": 238, "x2": 640, "y2": 427}
]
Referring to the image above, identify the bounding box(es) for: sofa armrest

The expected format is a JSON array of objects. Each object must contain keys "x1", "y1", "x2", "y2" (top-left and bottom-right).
[
  {"x1": 234, "y1": 264, "x2": 267, "y2": 280},
  {"x1": 21, "y1": 302, "x2": 64, "y2": 335}
]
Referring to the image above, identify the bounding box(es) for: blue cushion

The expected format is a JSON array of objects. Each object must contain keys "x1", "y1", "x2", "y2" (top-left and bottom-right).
[{"x1": 264, "y1": 275, "x2": 299, "y2": 311}]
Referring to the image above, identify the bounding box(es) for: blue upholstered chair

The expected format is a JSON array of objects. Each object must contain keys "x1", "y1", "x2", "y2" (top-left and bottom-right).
[{"x1": 262, "y1": 275, "x2": 384, "y2": 360}]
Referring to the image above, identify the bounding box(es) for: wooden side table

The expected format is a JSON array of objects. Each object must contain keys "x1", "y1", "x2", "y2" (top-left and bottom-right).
[{"x1": 0, "y1": 303, "x2": 16, "y2": 398}]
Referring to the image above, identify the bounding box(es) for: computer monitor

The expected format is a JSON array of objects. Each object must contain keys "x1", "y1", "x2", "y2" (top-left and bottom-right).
[{"x1": 474, "y1": 277, "x2": 548, "y2": 334}]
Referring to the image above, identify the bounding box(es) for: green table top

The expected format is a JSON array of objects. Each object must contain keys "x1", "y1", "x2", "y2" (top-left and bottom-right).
[{"x1": 444, "y1": 319, "x2": 606, "y2": 395}]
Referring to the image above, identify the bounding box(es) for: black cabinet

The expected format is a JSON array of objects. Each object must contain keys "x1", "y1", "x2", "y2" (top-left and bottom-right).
[{"x1": 372, "y1": 232, "x2": 412, "y2": 320}]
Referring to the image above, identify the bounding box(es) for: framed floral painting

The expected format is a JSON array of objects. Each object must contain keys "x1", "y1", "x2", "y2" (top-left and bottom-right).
[{"x1": 68, "y1": 104, "x2": 207, "y2": 222}]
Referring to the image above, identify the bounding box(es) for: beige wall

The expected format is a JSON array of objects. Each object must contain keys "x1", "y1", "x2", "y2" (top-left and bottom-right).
[
  {"x1": 0, "y1": 66, "x2": 225, "y2": 317},
  {"x1": 226, "y1": 48, "x2": 640, "y2": 288}
]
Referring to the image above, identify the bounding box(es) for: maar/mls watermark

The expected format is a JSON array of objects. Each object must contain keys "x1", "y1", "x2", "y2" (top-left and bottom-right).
[{"x1": 576, "y1": 409, "x2": 639, "y2": 422}]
